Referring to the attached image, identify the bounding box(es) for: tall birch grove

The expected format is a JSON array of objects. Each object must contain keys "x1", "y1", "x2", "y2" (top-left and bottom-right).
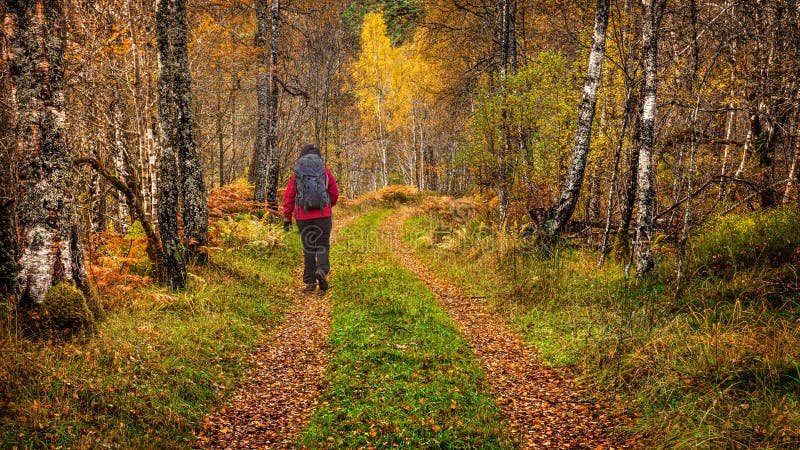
[
  {"x1": 3, "y1": 2, "x2": 800, "y2": 448},
  {"x1": 1, "y1": 0, "x2": 799, "y2": 300}
]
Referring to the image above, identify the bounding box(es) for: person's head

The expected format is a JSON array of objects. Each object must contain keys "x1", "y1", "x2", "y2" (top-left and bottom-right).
[{"x1": 300, "y1": 144, "x2": 321, "y2": 158}]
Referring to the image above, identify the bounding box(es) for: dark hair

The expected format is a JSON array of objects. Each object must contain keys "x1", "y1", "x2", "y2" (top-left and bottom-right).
[{"x1": 300, "y1": 144, "x2": 321, "y2": 157}]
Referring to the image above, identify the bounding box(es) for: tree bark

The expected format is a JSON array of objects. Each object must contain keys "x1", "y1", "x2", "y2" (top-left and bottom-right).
[
  {"x1": 633, "y1": 0, "x2": 666, "y2": 278},
  {"x1": 156, "y1": 0, "x2": 186, "y2": 290},
  {"x1": 216, "y1": 76, "x2": 225, "y2": 188},
  {"x1": 265, "y1": 0, "x2": 281, "y2": 206},
  {"x1": 254, "y1": 0, "x2": 269, "y2": 203},
  {"x1": 497, "y1": 0, "x2": 517, "y2": 229},
  {"x1": 7, "y1": 0, "x2": 89, "y2": 305},
  {"x1": 543, "y1": 0, "x2": 611, "y2": 241},
  {"x1": 599, "y1": 90, "x2": 635, "y2": 266},
  {"x1": 0, "y1": 4, "x2": 18, "y2": 299},
  {"x1": 111, "y1": 96, "x2": 130, "y2": 234},
  {"x1": 172, "y1": 0, "x2": 208, "y2": 264}
]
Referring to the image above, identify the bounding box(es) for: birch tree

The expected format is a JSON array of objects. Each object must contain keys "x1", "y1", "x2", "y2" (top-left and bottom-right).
[
  {"x1": 633, "y1": 0, "x2": 667, "y2": 278},
  {"x1": 542, "y1": 0, "x2": 611, "y2": 241},
  {"x1": 265, "y1": 0, "x2": 280, "y2": 206},
  {"x1": 254, "y1": 0, "x2": 280, "y2": 206},
  {"x1": 1, "y1": 2, "x2": 17, "y2": 298},
  {"x1": 6, "y1": 0, "x2": 90, "y2": 304},
  {"x1": 497, "y1": 0, "x2": 517, "y2": 228},
  {"x1": 253, "y1": 0, "x2": 268, "y2": 202}
]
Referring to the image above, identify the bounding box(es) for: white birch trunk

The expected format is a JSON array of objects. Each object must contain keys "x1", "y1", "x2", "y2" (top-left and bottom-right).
[
  {"x1": 543, "y1": 0, "x2": 611, "y2": 240},
  {"x1": 633, "y1": 0, "x2": 666, "y2": 278},
  {"x1": 9, "y1": 0, "x2": 88, "y2": 304}
]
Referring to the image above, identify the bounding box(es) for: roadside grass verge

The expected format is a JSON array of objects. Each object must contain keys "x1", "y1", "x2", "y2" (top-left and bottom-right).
[
  {"x1": 402, "y1": 204, "x2": 800, "y2": 449},
  {"x1": 300, "y1": 209, "x2": 513, "y2": 448},
  {"x1": 0, "y1": 232, "x2": 300, "y2": 448}
]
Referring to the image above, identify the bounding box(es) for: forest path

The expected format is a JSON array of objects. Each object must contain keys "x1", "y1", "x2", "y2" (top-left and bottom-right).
[
  {"x1": 196, "y1": 212, "x2": 357, "y2": 449},
  {"x1": 381, "y1": 206, "x2": 635, "y2": 449}
]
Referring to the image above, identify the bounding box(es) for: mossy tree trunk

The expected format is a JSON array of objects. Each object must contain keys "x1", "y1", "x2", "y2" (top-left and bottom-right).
[
  {"x1": 172, "y1": 0, "x2": 208, "y2": 264},
  {"x1": 6, "y1": 0, "x2": 89, "y2": 305},
  {"x1": 156, "y1": 0, "x2": 186, "y2": 290},
  {"x1": 255, "y1": 0, "x2": 281, "y2": 206},
  {"x1": 155, "y1": 0, "x2": 208, "y2": 284}
]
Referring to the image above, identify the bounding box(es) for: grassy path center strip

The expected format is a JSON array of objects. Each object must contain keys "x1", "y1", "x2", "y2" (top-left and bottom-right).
[
  {"x1": 385, "y1": 207, "x2": 635, "y2": 449},
  {"x1": 301, "y1": 209, "x2": 512, "y2": 448}
]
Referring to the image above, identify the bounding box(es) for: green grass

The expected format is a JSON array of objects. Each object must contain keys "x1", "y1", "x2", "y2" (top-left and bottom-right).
[
  {"x1": 402, "y1": 206, "x2": 800, "y2": 449},
  {"x1": 300, "y1": 209, "x2": 513, "y2": 448},
  {"x1": 691, "y1": 204, "x2": 800, "y2": 278},
  {"x1": 0, "y1": 238, "x2": 301, "y2": 448}
]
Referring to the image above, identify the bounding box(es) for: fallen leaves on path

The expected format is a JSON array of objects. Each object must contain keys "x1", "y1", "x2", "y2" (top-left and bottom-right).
[
  {"x1": 196, "y1": 287, "x2": 330, "y2": 449},
  {"x1": 381, "y1": 207, "x2": 639, "y2": 449},
  {"x1": 196, "y1": 215, "x2": 355, "y2": 449}
]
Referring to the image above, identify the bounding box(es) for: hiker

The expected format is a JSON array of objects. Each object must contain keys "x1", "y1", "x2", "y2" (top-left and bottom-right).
[{"x1": 283, "y1": 144, "x2": 339, "y2": 292}]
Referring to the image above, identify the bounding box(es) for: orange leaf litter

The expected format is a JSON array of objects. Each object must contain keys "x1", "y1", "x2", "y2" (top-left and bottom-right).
[{"x1": 380, "y1": 207, "x2": 640, "y2": 449}]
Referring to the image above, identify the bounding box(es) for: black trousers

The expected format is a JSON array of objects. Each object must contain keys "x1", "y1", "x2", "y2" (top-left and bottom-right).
[{"x1": 296, "y1": 216, "x2": 332, "y2": 285}]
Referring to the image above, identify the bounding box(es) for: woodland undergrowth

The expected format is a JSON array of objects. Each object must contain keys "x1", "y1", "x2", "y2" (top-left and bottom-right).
[
  {"x1": 0, "y1": 181, "x2": 296, "y2": 448},
  {"x1": 403, "y1": 195, "x2": 800, "y2": 449}
]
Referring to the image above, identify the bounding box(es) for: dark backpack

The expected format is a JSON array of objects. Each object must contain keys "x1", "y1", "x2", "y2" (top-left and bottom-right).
[{"x1": 294, "y1": 154, "x2": 330, "y2": 213}]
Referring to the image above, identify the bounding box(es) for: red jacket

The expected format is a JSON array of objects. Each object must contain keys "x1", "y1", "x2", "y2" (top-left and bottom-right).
[{"x1": 283, "y1": 167, "x2": 339, "y2": 221}]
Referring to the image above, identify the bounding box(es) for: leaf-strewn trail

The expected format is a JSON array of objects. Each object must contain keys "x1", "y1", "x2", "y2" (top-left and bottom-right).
[
  {"x1": 381, "y1": 207, "x2": 637, "y2": 449},
  {"x1": 196, "y1": 281, "x2": 330, "y2": 448},
  {"x1": 197, "y1": 216, "x2": 354, "y2": 449}
]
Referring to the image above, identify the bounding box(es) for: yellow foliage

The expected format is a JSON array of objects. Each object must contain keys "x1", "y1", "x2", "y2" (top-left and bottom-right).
[{"x1": 351, "y1": 12, "x2": 445, "y2": 157}]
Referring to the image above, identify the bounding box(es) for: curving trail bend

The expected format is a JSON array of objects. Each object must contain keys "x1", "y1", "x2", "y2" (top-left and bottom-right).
[{"x1": 380, "y1": 206, "x2": 637, "y2": 449}]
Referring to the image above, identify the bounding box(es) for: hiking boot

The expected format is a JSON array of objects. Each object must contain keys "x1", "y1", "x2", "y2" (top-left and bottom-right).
[
  {"x1": 304, "y1": 283, "x2": 316, "y2": 293},
  {"x1": 315, "y1": 269, "x2": 328, "y2": 291}
]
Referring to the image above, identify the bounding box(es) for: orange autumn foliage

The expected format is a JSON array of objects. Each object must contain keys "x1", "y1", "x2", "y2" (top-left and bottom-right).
[{"x1": 207, "y1": 179, "x2": 281, "y2": 221}]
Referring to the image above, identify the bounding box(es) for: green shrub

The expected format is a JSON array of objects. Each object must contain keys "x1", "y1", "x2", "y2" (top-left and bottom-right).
[
  {"x1": 691, "y1": 205, "x2": 800, "y2": 277},
  {"x1": 123, "y1": 220, "x2": 147, "y2": 239},
  {"x1": 41, "y1": 282, "x2": 95, "y2": 331}
]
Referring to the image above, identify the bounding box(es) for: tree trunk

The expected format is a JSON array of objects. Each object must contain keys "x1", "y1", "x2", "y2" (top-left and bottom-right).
[
  {"x1": 172, "y1": 0, "x2": 208, "y2": 264},
  {"x1": 543, "y1": 0, "x2": 611, "y2": 241},
  {"x1": 156, "y1": 0, "x2": 186, "y2": 290},
  {"x1": 784, "y1": 103, "x2": 800, "y2": 203},
  {"x1": 0, "y1": 4, "x2": 18, "y2": 299},
  {"x1": 216, "y1": 76, "x2": 225, "y2": 188},
  {"x1": 127, "y1": 2, "x2": 157, "y2": 226},
  {"x1": 111, "y1": 97, "x2": 130, "y2": 234},
  {"x1": 718, "y1": 73, "x2": 736, "y2": 200},
  {"x1": 599, "y1": 90, "x2": 635, "y2": 266},
  {"x1": 497, "y1": 0, "x2": 517, "y2": 229},
  {"x1": 254, "y1": 0, "x2": 269, "y2": 202},
  {"x1": 613, "y1": 98, "x2": 642, "y2": 261},
  {"x1": 633, "y1": 0, "x2": 666, "y2": 278},
  {"x1": 7, "y1": 0, "x2": 90, "y2": 305},
  {"x1": 265, "y1": 0, "x2": 281, "y2": 206},
  {"x1": 676, "y1": 94, "x2": 701, "y2": 293}
]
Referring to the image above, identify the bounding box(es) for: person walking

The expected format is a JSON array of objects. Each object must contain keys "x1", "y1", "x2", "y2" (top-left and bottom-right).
[{"x1": 283, "y1": 144, "x2": 339, "y2": 292}]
